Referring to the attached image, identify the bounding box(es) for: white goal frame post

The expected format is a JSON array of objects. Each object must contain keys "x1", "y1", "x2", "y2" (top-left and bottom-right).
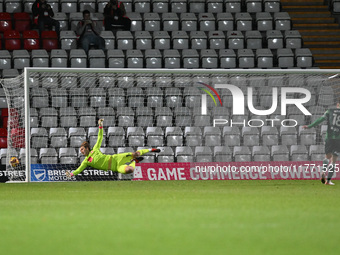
[{"x1": 2, "y1": 67, "x2": 340, "y2": 182}]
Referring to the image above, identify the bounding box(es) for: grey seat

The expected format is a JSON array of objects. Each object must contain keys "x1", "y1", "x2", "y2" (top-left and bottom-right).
[
  {"x1": 31, "y1": 88, "x2": 49, "y2": 108},
  {"x1": 193, "y1": 108, "x2": 211, "y2": 127},
  {"x1": 252, "y1": 145, "x2": 271, "y2": 161},
  {"x1": 277, "y1": 48, "x2": 294, "y2": 68},
  {"x1": 51, "y1": 49, "x2": 68, "y2": 68},
  {"x1": 280, "y1": 126, "x2": 297, "y2": 146},
  {"x1": 155, "y1": 107, "x2": 173, "y2": 127},
  {"x1": 127, "y1": 12, "x2": 142, "y2": 31},
  {"x1": 146, "y1": 87, "x2": 163, "y2": 107},
  {"x1": 135, "y1": 31, "x2": 152, "y2": 50},
  {"x1": 235, "y1": 13, "x2": 253, "y2": 31},
  {"x1": 89, "y1": 88, "x2": 106, "y2": 108},
  {"x1": 162, "y1": 12, "x2": 179, "y2": 31},
  {"x1": 157, "y1": 147, "x2": 175, "y2": 163},
  {"x1": 189, "y1": 0, "x2": 206, "y2": 13},
  {"x1": 256, "y1": 12, "x2": 273, "y2": 31},
  {"x1": 69, "y1": 127, "x2": 86, "y2": 147},
  {"x1": 134, "y1": 0, "x2": 151, "y2": 12},
  {"x1": 40, "y1": 148, "x2": 58, "y2": 164},
  {"x1": 256, "y1": 49, "x2": 273, "y2": 68},
  {"x1": 233, "y1": 146, "x2": 251, "y2": 162},
  {"x1": 116, "y1": 107, "x2": 135, "y2": 127},
  {"x1": 274, "y1": 12, "x2": 291, "y2": 30},
  {"x1": 180, "y1": 13, "x2": 197, "y2": 31},
  {"x1": 284, "y1": 30, "x2": 302, "y2": 49},
  {"x1": 78, "y1": 107, "x2": 97, "y2": 127},
  {"x1": 61, "y1": 0, "x2": 77, "y2": 13},
  {"x1": 166, "y1": 127, "x2": 183, "y2": 146},
  {"x1": 70, "y1": 49, "x2": 87, "y2": 68},
  {"x1": 271, "y1": 145, "x2": 289, "y2": 161},
  {"x1": 144, "y1": 13, "x2": 161, "y2": 31},
  {"x1": 223, "y1": 126, "x2": 241, "y2": 147},
  {"x1": 49, "y1": 128, "x2": 68, "y2": 148},
  {"x1": 207, "y1": 0, "x2": 224, "y2": 13},
  {"x1": 198, "y1": 13, "x2": 216, "y2": 31},
  {"x1": 264, "y1": 0, "x2": 281, "y2": 12},
  {"x1": 152, "y1": 0, "x2": 169, "y2": 13},
  {"x1": 219, "y1": 49, "x2": 236, "y2": 68},
  {"x1": 32, "y1": 49, "x2": 49, "y2": 67},
  {"x1": 172, "y1": 31, "x2": 189, "y2": 50},
  {"x1": 266, "y1": 30, "x2": 283, "y2": 49},
  {"x1": 126, "y1": 50, "x2": 144, "y2": 68},
  {"x1": 225, "y1": 0, "x2": 241, "y2": 13},
  {"x1": 171, "y1": 0, "x2": 187, "y2": 13},
  {"x1": 136, "y1": 107, "x2": 154, "y2": 127},
  {"x1": 88, "y1": 49, "x2": 105, "y2": 68},
  {"x1": 59, "y1": 107, "x2": 78, "y2": 127},
  {"x1": 51, "y1": 88, "x2": 68, "y2": 108},
  {"x1": 70, "y1": 88, "x2": 88, "y2": 107},
  {"x1": 184, "y1": 126, "x2": 202, "y2": 146},
  {"x1": 298, "y1": 126, "x2": 316, "y2": 146},
  {"x1": 227, "y1": 31, "x2": 244, "y2": 49},
  {"x1": 195, "y1": 146, "x2": 213, "y2": 162},
  {"x1": 190, "y1": 31, "x2": 207, "y2": 50},
  {"x1": 146, "y1": 127, "x2": 164, "y2": 147},
  {"x1": 31, "y1": 127, "x2": 48, "y2": 148},
  {"x1": 208, "y1": 31, "x2": 226, "y2": 50},
  {"x1": 59, "y1": 148, "x2": 78, "y2": 164},
  {"x1": 216, "y1": 13, "x2": 234, "y2": 31},
  {"x1": 295, "y1": 48, "x2": 313, "y2": 68},
  {"x1": 19, "y1": 148, "x2": 38, "y2": 164},
  {"x1": 242, "y1": 126, "x2": 260, "y2": 146},
  {"x1": 116, "y1": 31, "x2": 134, "y2": 50},
  {"x1": 108, "y1": 88, "x2": 126, "y2": 108},
  {"x1": 204, "y1": 126, "x2": 222, "y2": 146},
  {"x1": 183, "y1": 87, "x2": 201, "y2": 108},
  {"x1": 164, "y1": 49, "x2": 181, "y2": 68},
  {"x1": 60, "y1": 31, "x2": 77, "y2": 50},
  {"x1": 127, "y1": 87, "x2": 144, "y2": 107},
  {"x1": 245, "y1": 30, "x2": 262, "y2": 49},
  {"x1": 309, "y1": 145, "x2": 325, "y2": 161},
  {"x1": 238, "y1": 49, "x2": 255, "y2": 68},
  {"x1": 214, "y1": 146, "x2": 232, "y2": 162},
  {"x1": 182, "y1": 49, "x2": 200, "y2": 69},
  {"x1": 13, "y1": 50, "x2": 30, "y2": 69},
  {"x1": 175, "y1": 146, "x2": 194, "y2": 162},
  {"x1": 200, "y1": 49, "x2": 218, "y2": 68},
  {"x1": 97, "y1": 107, "x2": 115, "y2": 127},
  {"x1": 145, "y1": 49, "x2": 163, "y2": 68},
  {"x1": 100, "y1": 31, "x2": 115, "y2": 50},
  {"x1": 290, "y1": 145, "x2": 309, "y2": 161},
  {"x1": 153, "y1": 31, "x2": 170, "y2": 50},
  {"x1": 127, "y1": 127, "x2": 145, "y2": 147},
  {"x1": 108, "y1": 127, "x2": 125, "y2": 147},
  {"x1": 246, "y1": 0, "x2": 263, "y2": 13},
  {"x1": 107, "y1": 49, "x2": 125, "y2": 68},
  {"x1": 174, "y1": 107, "x2": 192, "y2": 127},
  {"x1": 261, "y1": 126, "x2": 279, "y2": 146}
]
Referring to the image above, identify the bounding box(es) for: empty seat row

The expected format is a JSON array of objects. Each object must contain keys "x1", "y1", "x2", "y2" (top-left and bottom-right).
[
  {"x1": 2, "y1": 0, "x2": 282, "y2": 14},
  {"x1": 0, "y1": 48, "x2": 313, "y2": 69}
]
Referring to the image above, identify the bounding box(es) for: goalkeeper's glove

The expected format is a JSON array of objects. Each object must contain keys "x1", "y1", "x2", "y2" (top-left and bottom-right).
[
  {"x1": 65, "y1": 170, "x2": 74, "y2": 178},
  {"x1": 98, "y1": 118, "x2": 104, "y2": 127}
]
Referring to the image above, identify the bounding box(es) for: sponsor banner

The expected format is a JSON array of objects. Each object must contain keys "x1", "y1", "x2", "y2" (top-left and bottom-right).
[
  {"x1": 30, "y1": 164, "x2": 117, "y2": 182},
  {"x1": 133, "y1": 161, "x2": 340, "y2": 181}
]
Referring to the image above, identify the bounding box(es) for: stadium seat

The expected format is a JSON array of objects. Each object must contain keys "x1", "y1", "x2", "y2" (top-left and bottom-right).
[
  {"x1": 233, "y1": 146, "x2": 252, "y2": 162},
  {"x1": 203, "y1": 126, "x2": 222, "y2": 146},
  {"x1": 107, "y1": 49, "x2": 125, "y2": 68},
  {"x1": 88, "y1": 127, "x2": 106, "y2": 148},
  {"x1": 235, "y1": 13, "x2": 253, "y2": 31},
  {"x1": 59, "y1": 148, "x2": 78, "y2": 164},
  {"x1": 22, "y1": 30, "x2": 40, "y2": 51},
  {"x1": 116, "y1": 107, "x2": 135, "y2": 127},
  {"x1": 4, "y1": 30, "x2": 21, "y2": 51},
  {"x1": 59, "y1": 107, "x2": 78, "y2": 128},
  {"x1": 108, "y1": 127, "x2": 125, "y2": 147},
  {"x1": 274, "y1": 12, "x2": 291, "y2": 30},
  {"x1": 216, "y1": 13, "x2": 234, "y2": 31},
  {"x1": 195, "y1": 146, "x2": 213, "y2": 162},
  {"x1": 189, "y1": 31, "x2": 207, "y2": 50},
  {"x1": 152, "y1": 0, "x2": 169, "y2": 13},
  {"x1": 246, "y1": 0, "x2": 262, "y2": 13},
  {"x1": 184, "y1": 126, "x2": 202, "y2": 146},
  {"x1": 97, "y1": 107, "x2": 116, "y2": 127},
  {"x1": 223, "y1": 126, "x2": 241, "y2": 147},
  {"x1": 264, "y1": 0, "x2": 281, "y2": 12},
  {"x1": 171, "y1": 0, "x2": 188, "y2": 13},
  {"x1": 0, "y1": 12, "x2": 12, "y2": 33},
  {"x1": 227, "y1": 31, "x2": 244, "y2": 49},
  {"x1": 280, "y1": 126, "x2": 298, "y2": 146},
  {"x1": 70, "y1": 49, "x2": 87, "y2": 68},
  {"x1": 60, "y1": 31, "x2": 77, "y2": 50},
  {"x1": 40, "y1": 107, "x2": 58, "y2": 128},
  {"x1": 157, "y1": 147, "x2": 175, "y2": 163},
  {"x1": 39, "y1": 148, "x2": 58, "y2": 164},
  {"x1": 41, "y1": 31, "x2": 59, "y2": 51},
  {"x1": 146, "y1": 87, "x2": 163, "y2": 107},
  {"x1": 242, "y1": 127, "x2": 260, "y2": 146},
  {"x1": 182, "y1": 49, "x2": 199, "y2": 69},
  {"x1": 277, "y1": 48, "x2": 294, "y2": 68},
  {"x1": 245, "y1": 31, "x2": 262, "y2": 49},
  {"x1": 213, "y1": 146, "x2": 232, "y2": 162},
  {"x1": 198, "y1": 13, "x2": 216, "y2": 31},
  {"x1": 162, "y1": 13, "x2": 179, "y2": 31},
  {"x1": 256, "y1": 12, "x2": 273, "y2": 31},
  {"x1": 61, "y1": 0, "x2": 78, "y2": 13},
  {"x1": 238, "y1": 49, "x2": 255, "y2": 68},
  {"x1": 252, "y1": 145, "x2": 271, "y2": 162},
  {"x1": 31, "y1": 87, "x2": 49, "y2": 108},
  {"x1": 176, "y1": 146, "x2": 194, "y2": 162},
  {"x1": 127, "y1": 87, "x2": 144, "y2": 107},
  {"x1": 146, "y1": 127, "x2": 164, "y2": 147},
  {"x1": 309, "y1": 145, "x2": 325, "y2": 161},
  {"x1": 174, "y1": 107, "x2": 192, "y2": 127},
  {"x1": 116, "y1": 31, "x2": 134, "y2": 50},
  {"x1": 135, "y1": 107, "x2": 153, "y2": 127},
  {"x1": 145, "y1": 49, "x2": 163, "y2": 68},
  {"x1": 295, "y1": 48, "x2": 313, "y2": 68},
  {"x1": 219, "y1": 49, "x2": 237, "y2": 68},
  {"x1": 51, "y1": 49, "x2": 68, "y2": 68},
  {"x1": 164, "y1": 49, "x2": 181, "y2": 69},
  {"x1": 126, "y1": 49, "x2": 144, "y2": 68},
  {"x1": 256, "y1": 49, "x2": 273, "y2": 68},
  {"x1": 0, "y1": 88, "x2": 7, "y2": 108},
  {"x1": 88, "y1": 49, "x2": 106, "y2": 68},
  {"x1": 290, "y1": 145, "x2": 309, "y2": 161},
  {"x1": 271, "y1": 145, "x2": 289, "y2": 161},
  {"x1": 284, "y1": 30, "x2": 302, "y2": 49},
  {"x1": 78, "y1": 107, "x2": 96, "y2": 127},
  {"x1": 183, "y1": 87, "x2": 201, "y2": 108},
  {"x1": 261, "y1": 126, "x2": 279, "y2": 146},
  {"x1": 180, "y1": 13, "x2": 198, "y2": 31},
  {"x1": 0, "y1": 50, "x2": 11, "y2": 70},
  {"x1": 68, "y1": 127, "x2": 87, "y2": 147},
  {"x1": 208, "y1": 31, "x2": 226, "y2": 50},
  {"x1": 100, "y1": 31, "x2": 115, "y2": 50},
  {"x1": 164, "y1": 127, "x2": 182, "y2": 147},
  {"x1": 23, "y1": 0, "x2": 34, "y2": 13},
  {"x1": 79, "y1": 0, "x2": 96, "y2": 12},
  {"x1": 135, "y1": 31, "x2": 152, "y2": 50},
  {"x1": 13, "y1": 12, "x2": 31, "y2": 32},
  {"x1": 201, "y1": 49, "x2": 218, "y2": 68},
  {"x1": 32, "y1": 49, "x2": 49, "y2": 67},
  {"x1": 49, "y1": 128, "x2": 68, "y2": 148},
  {"x1": 108, "y1": 88, "x2": 126, "y2": 108},
  {"x1": 134, "y1": 0, "x2": 151, "y2": 12},
  {"x1": 225, "y1": 0, "x2": 241, "y2": 13},
  {"x1": 127, "y1": 127, "x2": 145, "y2": 147},
  {"x1": 153, "y1": 31, "x2": 171, "y2": 50},
  {"x1": 298, "y1": 126, "x2": 317, "y2": 146},
  {"x1": 144, "y1": 12, "x2": 161, "y2": 31},
  {"x1": 155, "y1": 107, "x2": 173, "y2": 127},
  {"x1": 89, "y1": 88, "x2": 106, "y2": 108},
  {"x1": 5, "y1": 0, "x2": 22, "y2": 13},
  {"x1": 31, "y1": 127, "x2": 48, "y2": 148},
  {"x1": 172, "y1": 31, "x2": 189, "y2": 50}
]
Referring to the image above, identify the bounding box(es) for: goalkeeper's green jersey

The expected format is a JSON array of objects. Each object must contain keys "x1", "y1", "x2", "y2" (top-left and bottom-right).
[
  {"x1": 73, "y1": 127, "x2": 113, "y2": 176},
  {"x1": 308, "y1": 108, "x2": 340, "y2": 140}
]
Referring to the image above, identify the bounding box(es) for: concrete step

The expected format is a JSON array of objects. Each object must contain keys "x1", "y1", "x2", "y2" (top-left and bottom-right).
[
  {"x1": 299, "y1": 29, "x2": 340, "y2": 36},
  {"x1": 310, "y1": 48, "x2": 340, "y2": 54},
  {"x1": 288, "y1": 11, "x2": 332, "y2": 18},
  {"x1": 314, "y1": 59, "x2": 340, "y2": 67},
  {"x1": 302, "y1": 35, "x2": 340, "y2": 42},
  {"x1": 282, "y1": 5, "x2": 329, "y2": 12},
  {"x1": 293, "y1": 23, "x2": 340, "y2": 29},
  {"x1": 304, "y1": 41, "x2": 340, "y2": 48},
  {"x1": 291, "y1": 17, "x2": 336, "y2": 24},
  {"x1": 313, "y1": 54, "x2": 340, "y2": 60},
  {"x1": 281, "y1": 0, "x2": 325, "y2": 6}
]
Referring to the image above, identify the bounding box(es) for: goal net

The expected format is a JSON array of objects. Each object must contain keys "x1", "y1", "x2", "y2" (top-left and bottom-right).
[{"x1": 1, "y1": 68, "x2": 339, "y2": 182}]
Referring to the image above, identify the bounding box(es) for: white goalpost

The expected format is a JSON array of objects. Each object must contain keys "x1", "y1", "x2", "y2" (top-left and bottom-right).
[{"x1": 1, "y1": 68, "x2": 340, "y2": 183}]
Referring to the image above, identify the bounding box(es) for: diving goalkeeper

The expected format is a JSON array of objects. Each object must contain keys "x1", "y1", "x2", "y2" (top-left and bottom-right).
[
  {"x1": 66, "y1": 119, "x2": 160, "y2": 178},
  {"x1": 303, "y1": 101, "x2": 340, "y2": 185}
]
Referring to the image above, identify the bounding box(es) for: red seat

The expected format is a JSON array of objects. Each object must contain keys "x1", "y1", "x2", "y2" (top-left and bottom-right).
[
  {"x1": 11, "y1": 128, "x2": 25, "y2": 148},
  {"x1": 23, "y1": 30, "x2": 40, "y2": 50},
  {"x1": 4, "y1": 30, "x2": 21, "y2": 50},
  {"x1": 41, "y1": 31, "x2": 58, "y2": 51},
  {"x1": 1, "y1": 108, "x2": 8, "y2": 118},
  {"x1": 2, "y1": 117, "x2": 8, "y2": 129},
  {"x1": 14, "y1": 12, "x2": 31, "y2": 32},
  {"x1": 0, "y1": 128, "x2": 7, "y2": 137},
  {"x1": 0, "y1": 13, "x2": 12, "y2": 33},
  {"x1": 0, "y1": 137, "x2": 7, "y2": 148}
]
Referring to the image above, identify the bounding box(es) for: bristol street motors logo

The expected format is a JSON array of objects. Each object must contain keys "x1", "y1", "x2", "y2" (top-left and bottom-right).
[
  {"x1": 33, "y1": 168, "x2": 46, "y2": 182},
  {"x1": 198, "y1": 83, "x2": 312, "y2": 127}
]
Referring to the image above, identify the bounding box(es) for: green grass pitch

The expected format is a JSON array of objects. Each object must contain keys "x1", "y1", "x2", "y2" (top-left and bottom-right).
[{"x1": 0, "y1": 180, "x2": 339, "y2": 255}]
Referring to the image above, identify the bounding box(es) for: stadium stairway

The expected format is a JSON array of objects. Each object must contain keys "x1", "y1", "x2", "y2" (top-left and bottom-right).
[{"x1": 282, "y1": 0, "x2": 340, "y2": 68}]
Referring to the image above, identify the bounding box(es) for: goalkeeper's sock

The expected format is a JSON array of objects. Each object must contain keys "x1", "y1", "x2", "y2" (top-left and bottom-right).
[{"x1": 327, "y1": 164, "x2": 335, "y2": 182}]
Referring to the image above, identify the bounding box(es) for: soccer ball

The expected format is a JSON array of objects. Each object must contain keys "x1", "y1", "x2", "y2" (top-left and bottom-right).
[{"x1": 10, "y1": 157, "x2": 19, "y2": 167}]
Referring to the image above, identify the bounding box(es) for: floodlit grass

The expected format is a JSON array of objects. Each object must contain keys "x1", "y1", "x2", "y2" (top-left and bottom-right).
[{"x1": 0, "y1": 180, "x2": 339, "y2": 255}]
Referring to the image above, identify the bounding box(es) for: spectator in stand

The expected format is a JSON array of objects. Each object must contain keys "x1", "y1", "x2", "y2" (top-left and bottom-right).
[
  {"x1": 76, "y1": 10, "x2": 106, "y2": 54},
  {"x1": 32, "y1": 0, "x2": 60, "y2": 36},
  {"x1": 104, "y1": 0, "x2": 131, "y2": 31}
]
